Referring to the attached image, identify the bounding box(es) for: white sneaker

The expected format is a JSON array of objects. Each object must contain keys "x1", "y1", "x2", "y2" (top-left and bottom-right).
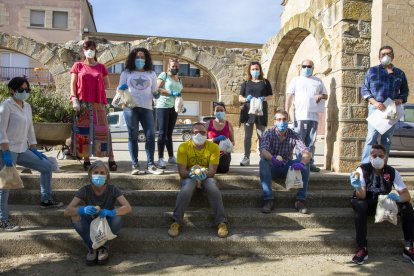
[
  {"x1": 146, "y1": 165, "x2": 164, "y2": 175},
  {"x1": 240, "y1": 156, "x2": 250, "y2": 166},
  {"x1": 157, "y1": 158, "x2": 166, "y2": 169},
  {"x1": 168, "y1": 156, "x2": 177, "y2": 164},
  {"x1": 131, "y1": 165, "x2": 140, "y2": 175}
]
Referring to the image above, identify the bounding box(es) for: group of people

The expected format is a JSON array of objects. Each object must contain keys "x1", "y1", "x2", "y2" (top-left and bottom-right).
[{"x1": 0, "y1": 43, "x2": 413, "y2": 266}]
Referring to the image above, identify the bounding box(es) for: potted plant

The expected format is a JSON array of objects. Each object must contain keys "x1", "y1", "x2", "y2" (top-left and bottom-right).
[{"x1": 0, "y1": 83, "x2": 73, "y2": 146}]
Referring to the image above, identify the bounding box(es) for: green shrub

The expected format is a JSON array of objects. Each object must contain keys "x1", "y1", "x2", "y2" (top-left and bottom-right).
[{"x1": 0, "y1": 83, "x2": 73, "y2": 123}]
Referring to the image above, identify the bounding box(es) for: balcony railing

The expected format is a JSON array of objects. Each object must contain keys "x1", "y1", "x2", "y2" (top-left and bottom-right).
[{"x1": 0, "y1": 67, "x2": 54, "y2": 84}]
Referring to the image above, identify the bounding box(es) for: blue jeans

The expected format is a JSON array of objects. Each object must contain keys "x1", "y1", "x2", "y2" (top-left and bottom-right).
[
  {"x1": 123, "y1": 107, "x2": 156, "y2": 167},
  {"x1": 361, "y1": 105, "x2": 397, "y2": 163},
  {"x1": 294, "y1": 120, "x2": 318, "y2": 166},
  {"x1": 0, "y1": 149, "x2": 53, "y2": 221},
  {"x1": 156, "y1": 107, "x2": 177, "y2": 159},
  {"x1": 259, "y1": 157, "x2": 310, "y2": 201},
  {"x1": 72, "y1": 215, "x2": 123, "y2": 250}
]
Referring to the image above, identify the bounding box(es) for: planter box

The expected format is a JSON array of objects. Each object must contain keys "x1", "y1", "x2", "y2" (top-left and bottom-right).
[{"x1": 33, "y1": 122, "x2": 72, "y2": 146}]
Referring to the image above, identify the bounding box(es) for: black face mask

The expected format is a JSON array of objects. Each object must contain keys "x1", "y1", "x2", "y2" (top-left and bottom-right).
[{"x1": 170, "y1": 69, "x2": 179, "y2": 75}]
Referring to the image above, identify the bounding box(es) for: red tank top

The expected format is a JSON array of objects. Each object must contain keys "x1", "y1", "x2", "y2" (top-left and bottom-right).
[{"x1": 207, "y1": 119, "x2": 230, "y2": 144}]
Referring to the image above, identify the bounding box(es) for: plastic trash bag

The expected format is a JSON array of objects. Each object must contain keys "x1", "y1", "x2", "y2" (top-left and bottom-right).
[
  {"x1": 285, "y1": 166, "x2": 303, "y2": 190},
  {"x1": 384, "y1": 101, "x2": 397, "y2": 120},
  {"x1": 47, "y1": 156, "x2": 61, "y2": 172},
  {"x1": 90, "y1": 217, "x2": 117, "y2": 249},
  {"x1": 0, "y1": 166, "x2": 24, "y2": 189},
  {"x1": 219, "y1": 138, "x2": 233, "y2": 153},
  {"x1": 175, "y1": 96, "x2": 185, "y2": 113},
  {"x1": 375, "y1": 194, "x2": 398, "y2": 225},
  {"x1": 112, "y1": 90, "x2": 136, "y2": 109}
]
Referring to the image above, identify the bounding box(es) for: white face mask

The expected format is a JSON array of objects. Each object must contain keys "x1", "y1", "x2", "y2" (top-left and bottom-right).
[
  {"x1": 84, "y1": 49, "x2": 95, "y2": 59},
  {"x1": 192, "y1": 133, "x2": 206, "y2": 146},
  {"x1": 371, "y1": 156, "x2": 385, "y2": 170},
  {"x1": 380, "y1": 55, "x2": 392, "y2": 66}
]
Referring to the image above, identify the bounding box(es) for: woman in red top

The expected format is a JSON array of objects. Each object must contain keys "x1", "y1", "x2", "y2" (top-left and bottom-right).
[
  {"x1": 207, "y1": 102, "x2": 235, "y2": 173},
  {"x1": 69, "y1": 40, "x2": 117, "y2": 171}
]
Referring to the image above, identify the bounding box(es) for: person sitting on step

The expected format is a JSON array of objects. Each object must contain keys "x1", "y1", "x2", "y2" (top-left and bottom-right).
[
  {"x1": 168, "y1": 122, "x2": 228, "y2": 238},
  {"x1": 350, "y1": 144, "x2": 414, "y2": 265},
  {"x1": 64, "y1": 160, "x2": 132, "y2": 266}
]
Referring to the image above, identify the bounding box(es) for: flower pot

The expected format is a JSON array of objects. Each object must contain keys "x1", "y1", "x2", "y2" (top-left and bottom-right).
[{"x1": 33, "y1": 122, "x2": 72, "y2": 146}]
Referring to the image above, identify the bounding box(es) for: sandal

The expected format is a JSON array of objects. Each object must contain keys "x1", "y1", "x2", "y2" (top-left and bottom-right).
[
  {"x1": 83, "y1": 161, "x2": 91, "y2": 171},
  {"x1": 108, "y1": 161, "x2": 118, "y2": 172}
]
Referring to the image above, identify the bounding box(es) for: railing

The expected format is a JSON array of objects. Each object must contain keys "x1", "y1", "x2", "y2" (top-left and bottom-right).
[{"x1": 0, "y1": 67, "x2": 54, "y2": 84}]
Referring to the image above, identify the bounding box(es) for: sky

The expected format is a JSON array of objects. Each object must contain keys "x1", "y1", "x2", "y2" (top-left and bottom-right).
[{"x1": 89, "y1": 0, "x2": 283, "y2": 44}]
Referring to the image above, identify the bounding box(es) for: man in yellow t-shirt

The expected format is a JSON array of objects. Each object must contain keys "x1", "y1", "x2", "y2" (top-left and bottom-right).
[{"x1": 168, "y1": 122, "x2": 228, "y2": 238}]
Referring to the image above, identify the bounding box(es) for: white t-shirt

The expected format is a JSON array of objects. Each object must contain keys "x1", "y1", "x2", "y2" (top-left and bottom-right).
[
  {"x1": 355, "y1": 167, "x2": 407, "y2": 191},
  {"x1": 286, "y1": 76, "x2": 328, "y2": 121},
  {"x1": 118, "y1": 70, "x2": 158, "y2": 110}
]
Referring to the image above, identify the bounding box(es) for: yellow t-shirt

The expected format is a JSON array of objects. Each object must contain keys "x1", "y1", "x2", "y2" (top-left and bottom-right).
[{"x1": 177, "y1": 140, "x2": 220, "y2": 170}]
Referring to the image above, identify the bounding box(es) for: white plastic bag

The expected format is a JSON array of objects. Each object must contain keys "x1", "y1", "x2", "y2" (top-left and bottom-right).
[
  {"x1": 90, "y1": 217, "x2": 117, "y2": 249},
  {"x1": 384, "y1": 101, "x2": 397, "y2": 120},
  {"x1": 0, "y1": 166, "x2": 24, "y2": 189},
  {"x1": 175, "y1": 96, "x2": 185, "y2": 113},
  {"x1": 47, "y1": 156, "x2": 61, "y2": 172},
  {"x1": 285, "y1": 167, "x2": 303, "y2": 190},
  {"x1": 112, "y1": 90, "x2": 136, "y2": 109},
  {"x1": 375, "y1": 194, "x2": 398, "y2": 225},
  {"x1": 219, "y1": 138, "x2": 233, "y2": 153}
]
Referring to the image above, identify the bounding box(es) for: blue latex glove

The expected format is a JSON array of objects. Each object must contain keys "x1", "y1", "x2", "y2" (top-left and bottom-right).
[
  {"x1": 118, "y1": 84, "x2": 128, "y2": 90},
  {"x1": 291, "y1": 162, "x2": 305, "y2": 170},
  {"x1": 213, "y1": 135, "x2": 226, "y2": 143},
  {"x1": 99, "y1": 208, "x2": 116, "y2": 218},
  {"x1": 29, "y1": 148, "x2": 47, "y2": 160},
  {"x1": 387, "y1": 193, "x2": 401, "y2": 202},
  {"x1": 2, "y1": 150, "x2": 13, "y2": 167},
  {"x1": 271, "y1": 156, "x2": 284, "y2": 167},
  {"x1": 349, "y1": 173, "x2": 362, "y2": 190},
  {"x1": 259, "y1": 96, "x2": 265, "y2": 102},
  {"x1": 170, "y1": 91, "x2": 181, "y2": 97},
  {"x1": 245, "y1": 95, "x2": 253, "y2": 102},
  {"x1": 77, "y1": 205, "x2": 97, "y2": 216},
  {"x1": 189, "y1": 171, "x2": 207, "y2": 181}
]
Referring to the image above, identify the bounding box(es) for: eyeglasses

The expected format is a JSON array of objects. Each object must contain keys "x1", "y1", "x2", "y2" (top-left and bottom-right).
[
  {"x1": 16, "y1": 88, "x2": 31, "y2": 93},
  {"x1": 301, "y1": 65, "x2": 312, "y2": 69},
  {"x1": 193, "y1": 130, "x2": 206, "y2": 135},
  {"x1": 371, "y1": 154, "x2": 385, "y2": 159}
]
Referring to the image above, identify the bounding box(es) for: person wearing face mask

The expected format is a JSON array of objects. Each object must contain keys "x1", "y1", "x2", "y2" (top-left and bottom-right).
[
  {"x1": 155, "y1": 58, "x2": 183, "y2": 169},
  {"x1": 360, "y1": 45, "x2": 409, "y2": 163},
  {"x1": 168, "y1": 123, "x2": 228, "y2": 238},
  {"x1": 259, "y1": 110, "x2": 311, "y2": 214},
  {"x1": 239, "y1": 61, "x2": 273, "y2": 166},
  {"x1": 118, "y1": 47, "x2": 163, "y2": 175},
  {"x1": 70, "y1": 40, "x2": 117, "y2": 172},
  {"x1": 64, "y1": 160, "x2": 132, "y2": 265},
  {"x1": 285, "y1": 59, "x2": 328, "y2": 173},
  {"x1": 207, "y1": 102, "x2": 235, "y2": 173},
  {"x1": 0, "y1": 77, "x2": 64, "y2": 231},
  {"x1": 349, "y1": 144, "x2": 414, "y2": 265}
]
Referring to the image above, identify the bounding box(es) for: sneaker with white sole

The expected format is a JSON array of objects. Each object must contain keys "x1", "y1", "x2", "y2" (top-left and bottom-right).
[
  {"x1": 0, "y1": 220, "x2": 21, "y2": 232},
  {"x1": 86, "y1": 249, "x2": 97, "y2": 266},
  {"x1": 168, "y1": 156, "x2": 177, "y2": 164},
  {"x1": 97, "y1": 247, "x2": 109, "y2": 265},
  {"x1": 131, "y1": 165, "x2": 140, "y2": 175},
  {"x1": 240, "y1": 156, "x2": 250, "y2": 166},
  {"x1": 146, "y1": 164, "x2": 164, "y2": 175},
  {"x1": 157, "y1": 158, "x2": 166, "y2": 169}
]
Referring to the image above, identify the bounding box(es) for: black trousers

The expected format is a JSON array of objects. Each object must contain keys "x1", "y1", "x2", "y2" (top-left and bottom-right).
[
  {"x1": 351, "y1": 197, "x2": 414, "y2": 248},
  {"x1": 217, "y1": 153, "x2": 231, "y2": 173}
]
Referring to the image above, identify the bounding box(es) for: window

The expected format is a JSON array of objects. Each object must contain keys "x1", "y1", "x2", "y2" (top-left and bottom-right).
[
  {"x1": 107, "y1": 114, "x2": 119, "y2": 125},
  {"x1": 179, "y1": 63, "x2": 190, "y2": 76},
  {"x1": 153, "y1": 60, "x2": 163, "y2": 75},
  {"x1": 107, "y1": 63, "x2": 124, "y2": 74},
  {"x1": 190, "y1": 66, "x2": 200, "y2": 77},
  {"x1": 405, "y1": 107, "x2": 414, "y2": 123},
  {"x1": 30, "y1": 10, "x2": 45, "y2": 27},
  {"x1": 53, "y1": 11, "x2": 68, "y2": 29}
]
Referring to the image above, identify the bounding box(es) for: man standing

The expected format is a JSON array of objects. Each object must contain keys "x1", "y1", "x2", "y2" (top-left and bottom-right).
[
  {"x1": 350, "y1": 144, "x2": 414, "y2": 265},
  {"x1": 285, "y1": 59, "x2": 328, "y2": 172},
  {"x1": 259, "y1": 110, "x2": 311, "y2": 214},
  {"x1": 168, "y1": 122, "x2": 228, "y2": 238},
  {"x1": 360, "y1": 46, "x2": 409, "y2": 163}
]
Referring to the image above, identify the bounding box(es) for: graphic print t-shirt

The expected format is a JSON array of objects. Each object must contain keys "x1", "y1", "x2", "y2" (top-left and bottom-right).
[{"x1": 177, "y1": 140, "x2": 220, "y2": 170}]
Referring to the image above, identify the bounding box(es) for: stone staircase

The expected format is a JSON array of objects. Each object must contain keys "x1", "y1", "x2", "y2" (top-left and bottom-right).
[{"x1": 1, "y1": 169, "x2": 413, "y2": 257}]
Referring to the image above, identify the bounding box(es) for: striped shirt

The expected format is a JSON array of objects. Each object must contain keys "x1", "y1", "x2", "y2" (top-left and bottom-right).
[
  {"x1": 260, "y1": 128, "x2": 309, "y2": 160},
  {"x1": 361, "y1": 64, "x2": 409, "y2": 103}
]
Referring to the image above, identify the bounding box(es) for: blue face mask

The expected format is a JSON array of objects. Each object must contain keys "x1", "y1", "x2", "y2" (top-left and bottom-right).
[
  {"x1": 250, "y1": 70, "x2": 260, "y2": 78},
  {"x1": 135, "y1": 58, "x2": 145, "y2": 69},
  {"x1": 91, "y1": 175, "x2": 106, "y2": 187},
  {"x1": 275, "y1": 121, "x2": 288, "y2": 132},
  {"x1": 215, "y1": 111, "x2": 225, "y2": 120},
  {"x1": 14, "y1": 91, "x2": 29, "y2": 101},
  {"x1": 302, "y1": 68, "x2": 313, "y2": 77}
]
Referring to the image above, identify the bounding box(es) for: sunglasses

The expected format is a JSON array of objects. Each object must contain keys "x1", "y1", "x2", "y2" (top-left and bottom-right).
[
  {"x1": 16, "y1": 88, "x2": 31, "y2": 93},
  {"x1": 302, "y1": 65, "x2": 312, "y2": 69}
]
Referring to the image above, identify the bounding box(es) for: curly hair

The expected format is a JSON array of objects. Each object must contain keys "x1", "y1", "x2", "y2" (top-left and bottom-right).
[{"x1": 125, "y1": 47, "x2": 154, "y2": 72}]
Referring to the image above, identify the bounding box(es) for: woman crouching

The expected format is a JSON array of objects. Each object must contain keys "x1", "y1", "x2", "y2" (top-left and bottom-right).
[{"x1": 64, "y1": 160, "x2": 131, "y2": 265}]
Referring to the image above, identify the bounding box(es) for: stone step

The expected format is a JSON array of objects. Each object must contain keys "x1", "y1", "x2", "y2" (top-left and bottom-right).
[
  {"x1": 0, "y1": 227, "x2": 405, "y2": 257},
  {"x1": 8, "y1": 189, "x2": 414, "y2": 208},
  {"x1": 9, "y1": 205, "x2": 400, "y2": 230}
]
